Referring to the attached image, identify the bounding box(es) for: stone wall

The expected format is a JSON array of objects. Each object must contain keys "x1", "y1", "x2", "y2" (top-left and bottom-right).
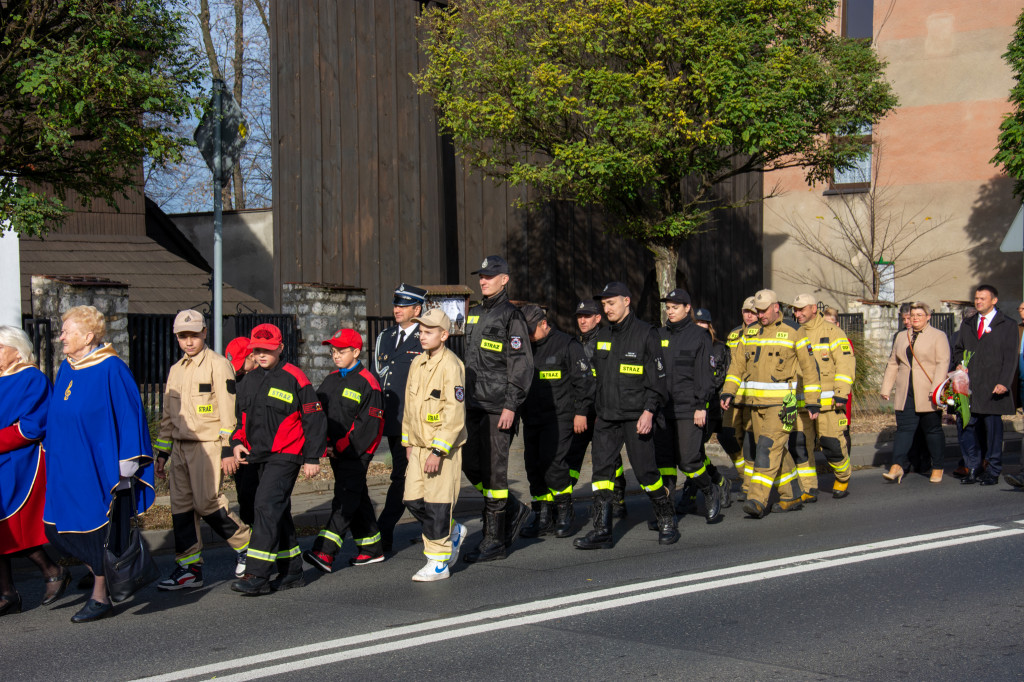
[
  {"x1": 847, "y1": 299, "x2": 899, "y2": 387},
  {"x1": 281, "y1": 283, "x2": 367, "y2": 386},
  {"x1": 30, "y1": 275, "x2": 130, "y2": 365}
]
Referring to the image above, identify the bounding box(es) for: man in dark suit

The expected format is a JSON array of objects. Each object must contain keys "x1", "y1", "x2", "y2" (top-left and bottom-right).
[
  {"x1": 952, "y1": 284, "x2": 1018, "y2": 486},
  {"x1": 373, "y1": 283, "x2": 426, "y2": 551}
]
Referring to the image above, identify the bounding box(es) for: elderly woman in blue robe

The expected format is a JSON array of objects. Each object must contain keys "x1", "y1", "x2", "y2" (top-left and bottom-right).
[
  {"x1": 0, "y1": 326, "x2": 68, "y2": 616},
  {"x1": 43, "y1": 306, "x2": 155, "y2": 623}
]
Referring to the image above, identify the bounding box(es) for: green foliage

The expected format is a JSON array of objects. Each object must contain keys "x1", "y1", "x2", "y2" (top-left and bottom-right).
[
  {"x1": 0, "y1": 0, "x2": 205, "y2": 236},
  {"x1": 416, "y1": 0, "x2": 897, "y2": 247},
  {"x1": 993, "y1": 7, "x2": 1024, "y2": 199}
]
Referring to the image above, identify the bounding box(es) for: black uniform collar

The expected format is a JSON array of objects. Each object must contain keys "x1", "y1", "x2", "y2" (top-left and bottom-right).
[
  {"x1": 666, "y1": 317, "x2": 693, "y2": 333},
  {"x1": 578, "y1": 325, "x2": 600, "y2": 344},
  {"x1": 482, "y1": 289, "x2": 509, "y2": 309},
  {"x1": 608, "y1": 309, "x2": 635, "y2": 332}
]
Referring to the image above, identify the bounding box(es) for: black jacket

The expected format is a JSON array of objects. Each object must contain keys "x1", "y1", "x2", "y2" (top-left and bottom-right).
[
  {"x1": 951, "y1": 309, "x2": 1018, "y2": 416},
  {"x1": 659, "y1": 317, "x2": 714, "y2": 419},
  {"x1": 707, "y1": 338, "x2": 729, "y2": 421},
  {"x1": 522, "y1": 329, "x2": 595, "y2": 424},
  {"x1": 317, "y1": 361, "x2": 385, "y2": 457},
  {"x1": 591, "y1": 311, "x2": 667, "y2": 420},
  {"x1": 374, "y1": 324, "x2": 422, "y2": 437},
  {"x1": 231, "y1": 362, "x2": 327, "y2": 464},
  {"x1": 464, "y1": 289, "x2": 534, "y2": 413}
]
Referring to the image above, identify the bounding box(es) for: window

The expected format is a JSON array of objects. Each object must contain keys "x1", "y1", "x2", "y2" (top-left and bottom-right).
[
  {"x1": 830, "y1": 124, "x2": 872, "y2": 192},
  {"x1": 842, "y1": 0, "x2": 874, "y2": 41}
]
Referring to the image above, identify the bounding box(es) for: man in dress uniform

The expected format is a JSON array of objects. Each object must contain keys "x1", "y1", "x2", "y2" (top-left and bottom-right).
[
  {"x1": 461, "y1": 255, "x2": 534, "y2": 563},
  {"x1": 373, "y1": 284, "x2": 427, "y2": 553}
]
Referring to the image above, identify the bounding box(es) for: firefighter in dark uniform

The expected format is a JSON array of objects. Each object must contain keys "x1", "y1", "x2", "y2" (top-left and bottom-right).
[
  {"x1": 575, "y1": 282, "x2": 674, "y2": 549},
  {"x1": 229, "y1": 324, "x2": 327, "y2": 595},
  {"x1": 653, "y1": 291, "x2": 724, "y2": 527},
  {"x1": 373, "y1": 283, "x2": 426, "y2": 553},
  {"x1": 567, "y1": 299, "x2": 628, "y2": 517},
  {"x1": 461, "y1": 256, "x2": 534, "y2": 563},
  {"x1": 519, "y1": 304, "x2": 595, "y2": 539}
]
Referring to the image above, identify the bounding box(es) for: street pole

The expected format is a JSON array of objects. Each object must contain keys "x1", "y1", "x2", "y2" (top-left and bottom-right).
[{"x1": 213, "y1": 79, "x2": 224, "y2": 354}]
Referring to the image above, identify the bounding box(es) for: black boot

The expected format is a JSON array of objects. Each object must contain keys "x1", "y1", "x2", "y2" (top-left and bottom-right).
[
  {"x1": 504, "y1": 497, "x2": 532, "y2": 548},
  {"x1": 674, "y1": 479, "x2": 697, "y2": 516},
  {"x1": 960, "y1": 469, "x2": 979, "y2": 485},
  {"x1": 716, "y1": 473, "x2": 733, "y2": 508},
  {"x1": 573, "y1": 496, "x2": 614, "y2": 549},
  {"x1": 536, "y1": 502, "x2": 555, "y2": 536},
  {"x1": 464, "y1": 508, "x2": 507, "y2": 563},
  {"x1": 652, "y1": 495, "x2": 680, "y2": 545},
  {"x1": 519, "y1": 502, "x2": 544, "y2": 538},
  {"x1": 611, "y1": 476, "x2": 628, "y2": 518},
  {"x1": 553, "y1": 496, "x2": 575, "y2": 538},
  {"x1": 700, "y1": 477, "x2": 723, "y2": 522}
]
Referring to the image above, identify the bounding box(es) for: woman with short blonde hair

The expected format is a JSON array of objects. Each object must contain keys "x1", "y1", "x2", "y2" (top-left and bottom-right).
[{"x1": 61, "y1": 305, "x2": 106, "y2": 345}]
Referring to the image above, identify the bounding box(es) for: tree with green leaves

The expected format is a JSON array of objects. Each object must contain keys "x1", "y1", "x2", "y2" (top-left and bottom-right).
[
  {"x1": 993, "y1": 6, "x2": 1024, "y2": 199},
  {"x1": 415, "y1": 0, "x2": 897, "y2": 297},
  {"x1": 0, "y1": 0, "x2": 205, "y2": 236}
]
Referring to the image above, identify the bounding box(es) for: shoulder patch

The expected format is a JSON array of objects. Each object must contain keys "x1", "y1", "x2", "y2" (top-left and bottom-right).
[
  {"x1": 510, "y1": 336, "x2": 522, "y2": 350},
  {"x1": 727, "y1": 332, "x2": 739, "y2": 340},
  {"x1": 776, "y1": 332, "x2": 788, "y2": 338},
  {"x1": 454, "y1": 386, "x2": 465, "y2": 402}
]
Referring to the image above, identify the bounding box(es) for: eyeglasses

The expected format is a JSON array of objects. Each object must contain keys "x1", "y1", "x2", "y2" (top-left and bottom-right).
[{"x1": 330, "y1": 347, "x2": 356, "y2": 355}]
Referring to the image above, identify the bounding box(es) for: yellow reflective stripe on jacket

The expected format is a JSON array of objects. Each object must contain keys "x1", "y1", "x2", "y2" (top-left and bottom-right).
[
  {"x1": 743, "y1": 338, "x2": 795, "y2": 349},
  {"x1": 431, "y1": 438, "x2": 452, "y2": 453},
  {"x1": 155, "y1": 438, "x2": 172, "y2": 451},
  {"x1": 467, "y1": 316, "x2": 479, "y2": 324},
  {"x1": 596, "y1": 341, "x2": 611, "y2": 351},
  {"x1": 834, "y1": 374, "x2": 853, "y2": 385}
]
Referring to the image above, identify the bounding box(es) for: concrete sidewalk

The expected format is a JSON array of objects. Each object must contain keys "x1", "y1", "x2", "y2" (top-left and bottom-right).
[{"x1": 138, "y1": 422, "x2": 1024, "y2": 554}]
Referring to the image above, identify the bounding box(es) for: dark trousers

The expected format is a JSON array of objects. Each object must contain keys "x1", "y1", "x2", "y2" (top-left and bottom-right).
[
  {"x1": 376, "y1": 435, "x2": 409, "y2": 544},
  {"x1": 702, "y1": 418, "x2": 741, "y2": 459},
  {"x1": 247, "y1": 454, "x2": 301, "y2": 579},
  {"x1": 567, "y1": 414, "x2": 625, "y2": 485},
  {"x1": 959, "y1": 413, "x2": 1004, "y2": 476},
  {"x1": 655, "y1": 417, "x2": 709, "y2": 481},
  {"x1": 591, "y1": 417, "x2": 665, "y2": 497},
  {"x1": 523, "y1": 419, "x2": 574, "y2": 500},
  {"x1": 462, "y1": 409, "x2": 517, "y2": 510},
  {"x1": 892, "y1": 409, "x2": 944, "y2": 471},
  {"x1": 233, "y1": 461, "x2": 261, "y2": 527},
  {"x1": 311, "y1": 451, "x2": 382, "y2": 556}
]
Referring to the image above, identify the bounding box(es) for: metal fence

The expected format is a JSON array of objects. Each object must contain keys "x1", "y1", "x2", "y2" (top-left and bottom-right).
[
  {"x1": 836, "y1": 313, "x2": 864, "y2": 336},
  {"x1": 367, "y1": 315, "x2": 465, "y2": 361},
  {"x1": 930, "y1": 312, "x2": 956, "y2": 342},
  {"x1": 231, "y1": 314, "x2": 300, "y2": 367},
  {"x1": 21, "y1": 317, "x2": 54, "y2": 379}
]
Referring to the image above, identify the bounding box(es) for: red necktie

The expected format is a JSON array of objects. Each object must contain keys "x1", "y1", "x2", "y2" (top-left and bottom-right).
[{"x1": 977, "y1": 317, "x2": 984, "y2": 339}]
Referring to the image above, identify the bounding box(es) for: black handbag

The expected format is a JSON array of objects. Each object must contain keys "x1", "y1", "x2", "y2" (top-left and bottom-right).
[{"x1": 103, "y1": 479, "x2": 160, "y2": 603}]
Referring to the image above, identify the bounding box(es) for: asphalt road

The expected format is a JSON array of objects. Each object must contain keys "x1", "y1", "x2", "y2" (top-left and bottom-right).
[{"x1": 5, "y1": 468, "x2": 1024, "y2": 681}]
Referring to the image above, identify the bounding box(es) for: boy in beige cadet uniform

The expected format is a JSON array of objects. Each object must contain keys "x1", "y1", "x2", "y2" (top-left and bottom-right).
[
  {"x1": 155, "y1": 310, "x2": 251, "y2": 589},
  {"x1": 401, "y1": 309, "x2": 468, "y2": 582}
]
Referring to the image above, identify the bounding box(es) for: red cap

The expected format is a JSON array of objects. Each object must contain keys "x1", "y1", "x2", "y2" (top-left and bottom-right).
[
  {"x1": 322, "y1": 328, "x2": 363, "y2": 350},
  {"x1": 248, "y1": 323, "x2": 283, "y2": 351},
  {"x1": 224, "y1": 337, "x2": 252, "y2": 373}
]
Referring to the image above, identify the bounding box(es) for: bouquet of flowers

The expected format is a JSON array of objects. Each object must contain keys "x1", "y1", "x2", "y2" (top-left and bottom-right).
[{"x1": 932, "y1": 351, "x2": 972, "y2": 424}]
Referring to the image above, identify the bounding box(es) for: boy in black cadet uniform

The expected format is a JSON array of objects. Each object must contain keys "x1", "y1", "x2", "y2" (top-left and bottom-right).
[
  {"x1": 373, "y1": 283, "x2": 426, "y2": 553},
  {"x1": 519, "y1": 305, "x2": 595, "y2": 539},
  {"x1": 653, "y1": 292, "x2": 723, "y2": 539},
  {"x1": 461, "y1": 255, "x2": 534, "y2": 563},
  {"x1": 225, "y1": 336, "x2": 259, "y2": 528},
  {"x1": 229, "y1": 324, "x2": 327, "y2": 596},
  {"x1": 575, "y1": 282, "x2": 671, "y2": 550},
  {"x1": 304, "y1": 328, "x2": 386, "y2": 574},
  {"x1": 567, "y1": 299, "x2": 628, "y2": 517}
]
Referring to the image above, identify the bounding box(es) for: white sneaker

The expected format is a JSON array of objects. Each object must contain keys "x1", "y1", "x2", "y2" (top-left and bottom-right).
[
  {"x1": 447, "y1": 522, "x2": 467, "y2": 567},
  {"x1": 412, "y1": 559, "x2": 450, "y2": 582},
  {"x1": 234, "y1": 550, "x2": 247, "y2": 578}
]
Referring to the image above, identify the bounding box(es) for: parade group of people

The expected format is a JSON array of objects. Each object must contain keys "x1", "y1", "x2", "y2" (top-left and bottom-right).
[{"x1": 2, "y1": 254, "x2": 1017, "y2": 623}]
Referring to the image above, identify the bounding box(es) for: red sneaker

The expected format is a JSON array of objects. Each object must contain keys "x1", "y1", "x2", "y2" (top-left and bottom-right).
[
  {"x1": 302, "y1": 550, "x2": 334, "y2": 574},
  {"x1": 348, "y1": 553, "x2": 385, "y2": 567}
]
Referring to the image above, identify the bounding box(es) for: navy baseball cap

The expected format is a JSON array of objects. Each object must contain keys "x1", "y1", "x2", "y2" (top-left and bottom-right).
[
  {"x1": 694, "y1": 308, "x2": 712, "y2": 323},
  {"x1": 660, "y1": 289, "x2": 691, "y2": 305},
  {"x1": 393, "y1": 283, "x2": 427, "y2": 307},
  {"x1": 471, "y1": 255, "x2": 510, "y2": 276},
  {"x1": 594, "y1": 281, "x2": 632, "y2": 300},
  {"x1": 575, "y1": 299, "x2": 601, "y2": 316},
  {"x1": 520, "y1": 304, "x2": 546, "y2": 333}
]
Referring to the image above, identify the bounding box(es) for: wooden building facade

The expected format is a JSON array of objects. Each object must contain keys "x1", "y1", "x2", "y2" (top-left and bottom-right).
[{"x1": 270, "y1": 0, "x2": 763, "y2": 331}]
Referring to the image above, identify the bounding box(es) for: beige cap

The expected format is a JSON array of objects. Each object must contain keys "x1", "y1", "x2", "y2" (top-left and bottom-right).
[
  {"x1": 173, "y1": 309, "x2": 205, "y2": 333},
  {"x1": 753, "y1": 289, "x2": 778, "y2": 310},
  {"x1": 793, "y1": 293, "x2": 817, "y2": 308},
  {"x1": 411, "y1": 308, "x2": 451, "y2": 330},
  {"x1": 741, "y1": 296, "x2": 757, "y2": 313}
]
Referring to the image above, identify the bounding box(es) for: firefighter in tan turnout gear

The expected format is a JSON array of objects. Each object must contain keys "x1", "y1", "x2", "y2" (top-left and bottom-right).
[
  {"x1": 790, "y1": 293, "x2": 855, "y2": 501},
  {"x1": 720, "y1": 290, "x2": 821, "y2": 518},
  {"x1": 724, "y1": 296, "x2": 759, "y2": 498}
]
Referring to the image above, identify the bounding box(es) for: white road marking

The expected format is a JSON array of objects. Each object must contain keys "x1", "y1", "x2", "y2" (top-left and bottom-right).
[{"x1": 135, "y1": 523, "x2": 1021, "y2": 682}]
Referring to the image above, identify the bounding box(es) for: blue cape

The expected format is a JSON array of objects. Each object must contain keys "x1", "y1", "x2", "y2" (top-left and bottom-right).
[
  {"x1": 0, "y1": 365, "x2": 50, "y2": 521},
  {"x1": 43, "y1": 346, "x2": 154, "y2": 532}
]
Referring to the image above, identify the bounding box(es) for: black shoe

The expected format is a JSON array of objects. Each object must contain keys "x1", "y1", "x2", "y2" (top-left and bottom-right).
[
  {"x1": 464, "y1": 508, "x2": 507, "y2": 563},
  {"x1": 771, "y1": 498, "x2": 804, "y2": 513},
  {"x1": 702, "y1": 481, "x2": 723, "y2": 523},
  {"x1": 611, "y1": 479, "x2": 628, "y2": 519},
  {"x1": 1005, "y1": 474, "x2": 1024, "y2": 488},
  {"x1": 519, "y1": 502, "x2": 544, "y2": 539},
  {"x1": 573, "y1": 498, "x2": 614, "y2": 550},
  {"x1": 960, "y1": 469, "x2": 979, "y2": 485},
  {"x1": 70, "y1": 599, "x2": 114, "y2": 623},
  {"x1": 41, "y1": 568, "x2": 72, "y2": 606},
  {"x1": 270, "y1": 571, "x2": 305, "y2": 591},
  {"x1": 743, "y1": 499, "x2": 768, "y2": 519},
  {"x1": 0, "y1": 592, "x2": 22, "y2": 617},
  {"x1": 978, "y1": 474, "x2": 1000, "y2": 486},
  {"x1": 77, "y1": 573, "x2": 95, "y2": 590},
  {"x1": 718, "y1": 475, "x2": 733, "y2": 509},
  {"x1": 504, "y1": 499, "x2": 531, "y2": 548},
  {"x1": 553, "y1": 498, "x2": 576, "y2": 538},
  {"x1": 230, "y1": 574, "x2": 272, "y2": 596},
  {"x1": 652, "y1": 495, "x2": 680, "y2": 545}
]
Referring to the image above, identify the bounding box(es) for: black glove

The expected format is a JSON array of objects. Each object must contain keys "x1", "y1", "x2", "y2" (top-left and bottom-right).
[
  {"x1": 834, "y1": 397, "x2": 848, "y2": 413},
  {"x1": 807, "y1": 405, "x2": 820, "y2": 416}
]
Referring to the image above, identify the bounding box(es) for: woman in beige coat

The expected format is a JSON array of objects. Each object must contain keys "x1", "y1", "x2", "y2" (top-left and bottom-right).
[{"x1": 880, "y1": 303, "x2": 949, "y2": 483}]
